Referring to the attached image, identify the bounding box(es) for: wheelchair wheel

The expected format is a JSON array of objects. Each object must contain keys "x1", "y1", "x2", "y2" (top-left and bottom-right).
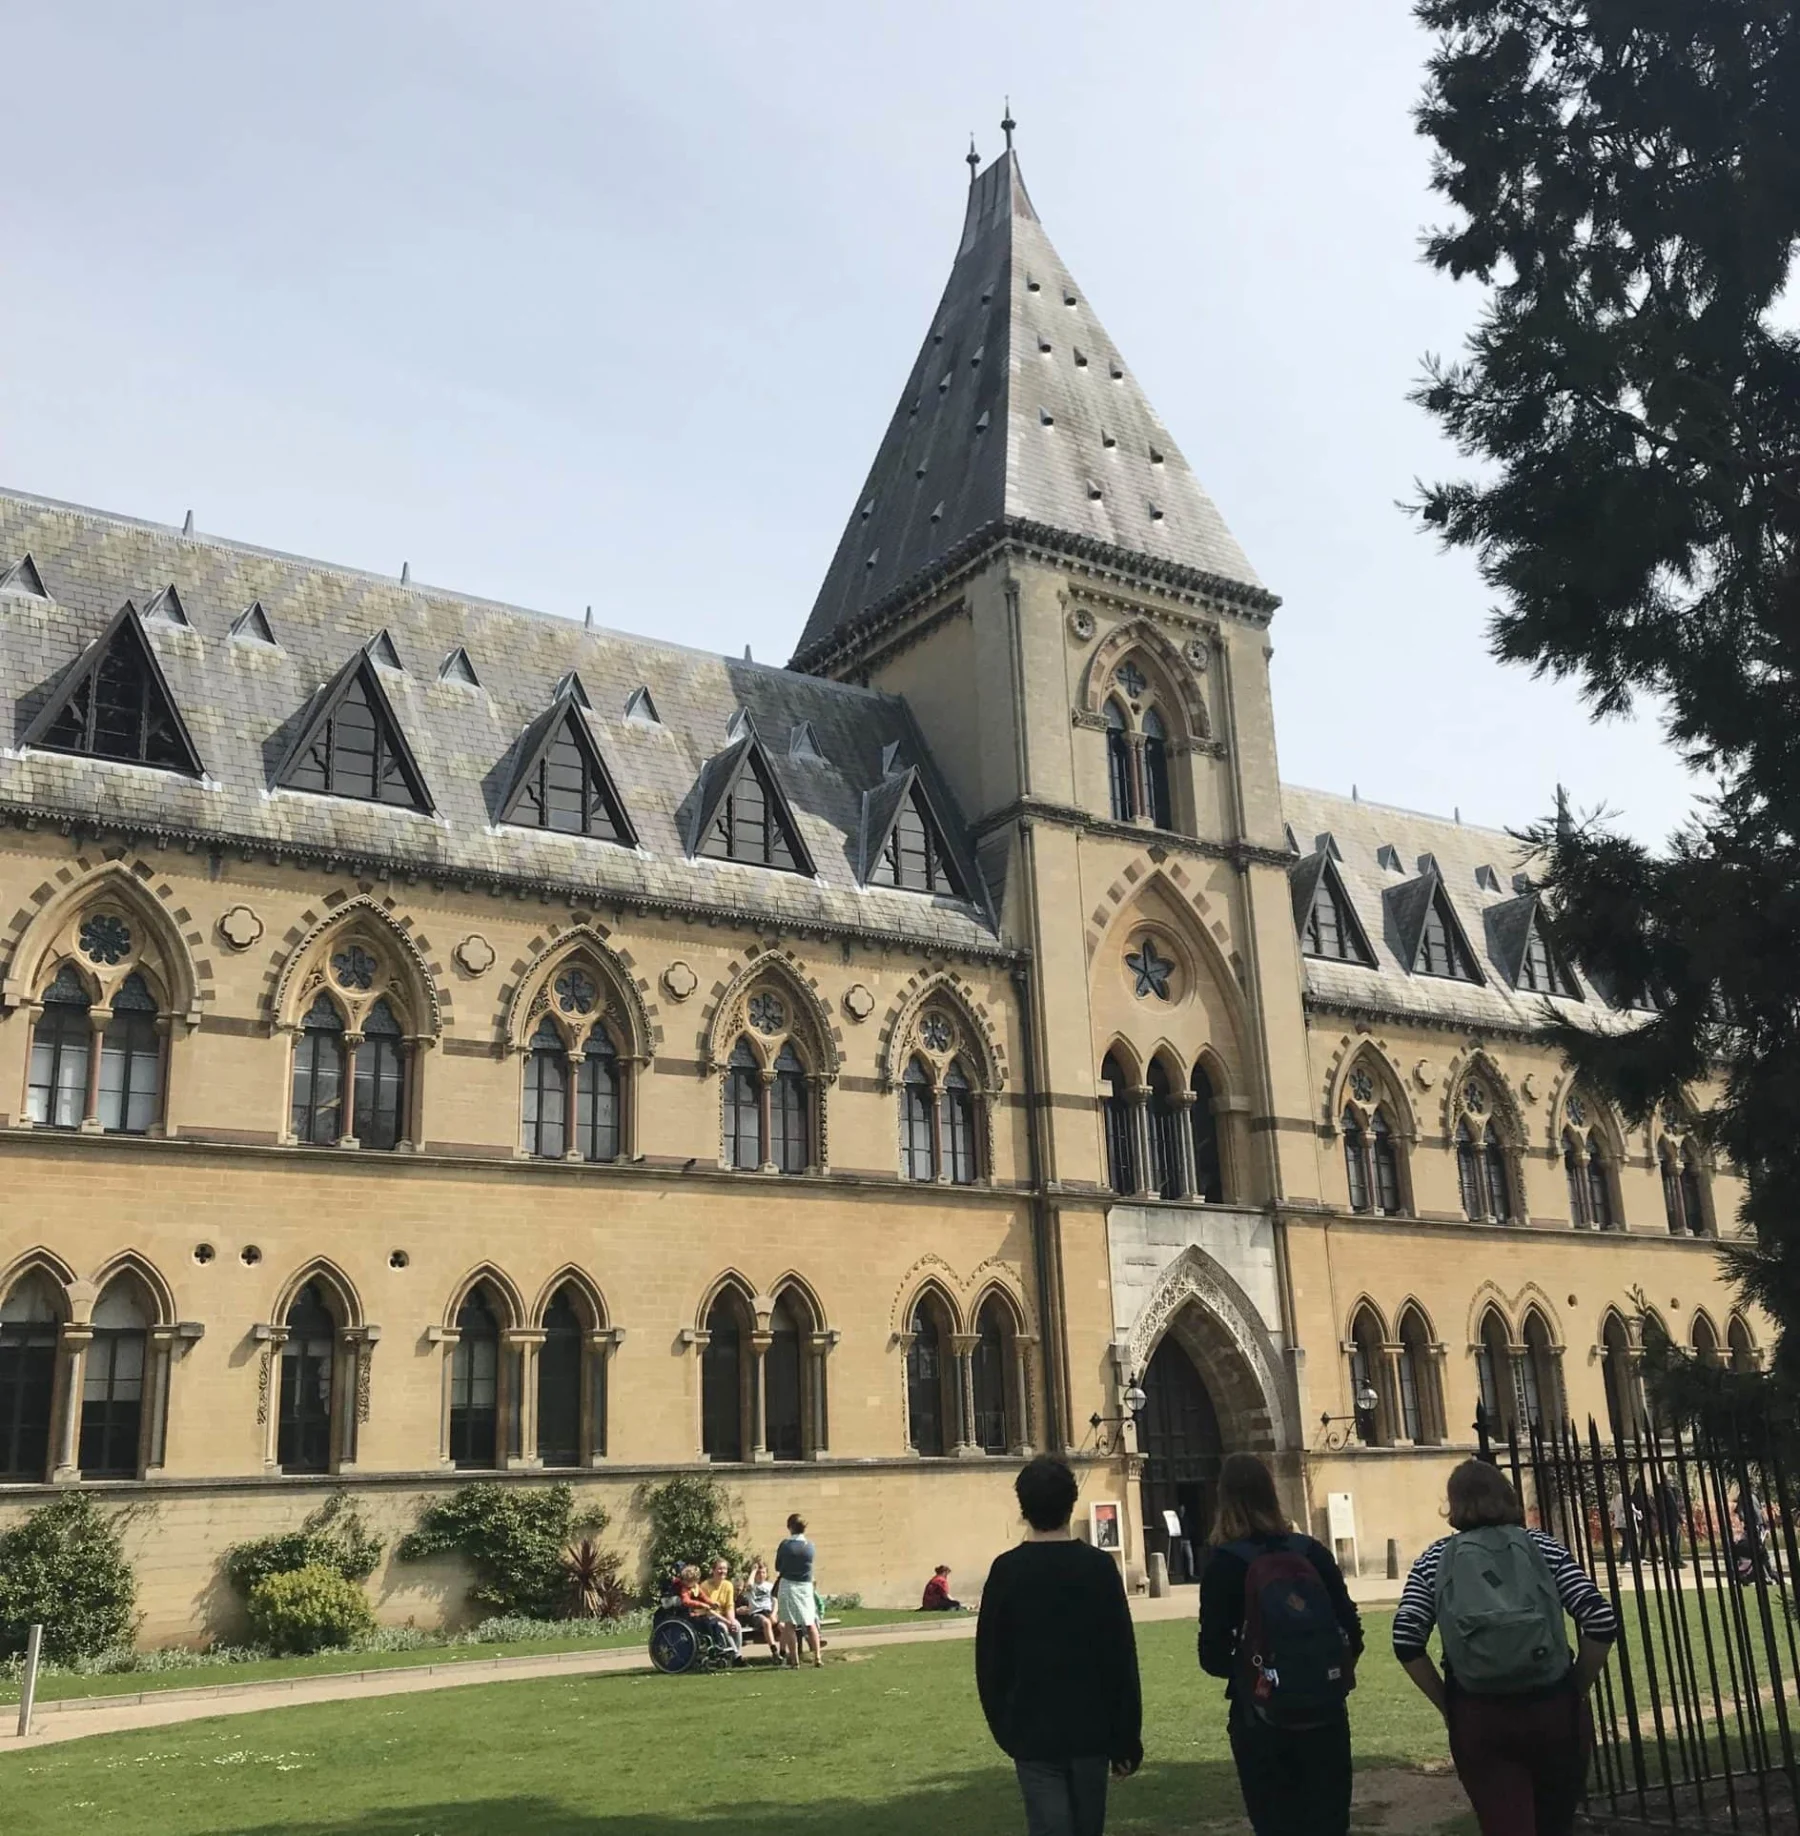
[{"x1": 649, "y1": 1617, "x2": 699, "y2": 1675}]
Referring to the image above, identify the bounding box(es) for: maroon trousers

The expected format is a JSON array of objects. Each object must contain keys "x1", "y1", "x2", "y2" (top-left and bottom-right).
[{"x1": 1446, "y1": 1685, "x2": 1593, "y2": 1836}]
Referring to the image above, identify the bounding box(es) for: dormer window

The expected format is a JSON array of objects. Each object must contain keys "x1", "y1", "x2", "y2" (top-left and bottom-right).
[
  {"x1": 1517, "y1": 916, "x2": 1580, "y2": 997},
  {"x1": 26, "y1": 603, "x2": 203, "y2": 776},
  {"x1": 703, "y1": 755, "x2": 803, "y2": 871},
  {"x1": 869, "y1": 783, "x2": 963, "y2": 896},
  {"x1": 1296, "y1": 855, "x2": 1374, "y2": 966},
  {"x1": 1417, "y1": 889, "x2": 1481, "y2": 982},
  {"x1": 282, "y1": 667, "x2": 428, "y2": 810}
]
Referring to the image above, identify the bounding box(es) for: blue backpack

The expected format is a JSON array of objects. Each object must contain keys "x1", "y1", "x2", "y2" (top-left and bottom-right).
[{"x1": 1228, "y1": 1536, "x2": 1354, "y2": 1728}]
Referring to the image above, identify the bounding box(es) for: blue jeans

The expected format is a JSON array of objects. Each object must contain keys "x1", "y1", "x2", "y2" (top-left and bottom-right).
[{"x1": 1013, "y1": 1757, "x2": 1110, "y2": 1836}]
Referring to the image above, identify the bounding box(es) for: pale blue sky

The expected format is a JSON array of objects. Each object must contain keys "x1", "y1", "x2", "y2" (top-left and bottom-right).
[{"x1": 1, "y1": 1, "x2": 1703, "y2": 843}]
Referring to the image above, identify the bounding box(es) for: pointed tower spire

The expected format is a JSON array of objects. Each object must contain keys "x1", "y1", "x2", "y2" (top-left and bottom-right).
[
  {"x1": 1001, "y1": 98, "x2": 1015, "y2": 152},
  {"x1": 966, "y1": 135, "x2": 980, "y2": 183},
  {"x1": 793, "y1": 145, "x2": 1271, "y2": 668}
]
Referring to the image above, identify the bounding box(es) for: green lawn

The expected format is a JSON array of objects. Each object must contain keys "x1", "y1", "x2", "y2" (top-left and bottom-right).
[
  {"x1": 0, "y1": 1615, "x2": 1461, "y2": 1835},
  {"x1": 0, "y1": 1607, "x2": 932, "y2": 1705}
]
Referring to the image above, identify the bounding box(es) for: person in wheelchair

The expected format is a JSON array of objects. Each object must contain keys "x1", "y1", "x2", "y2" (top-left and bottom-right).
[{"x1": 649, "y1": 1564, "x2": 741, "y2": 1673}]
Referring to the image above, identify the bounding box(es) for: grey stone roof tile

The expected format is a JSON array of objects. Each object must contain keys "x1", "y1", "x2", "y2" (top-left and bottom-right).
[{"x1": 0, "y1": 489, "x2": 999, "y2": 953}]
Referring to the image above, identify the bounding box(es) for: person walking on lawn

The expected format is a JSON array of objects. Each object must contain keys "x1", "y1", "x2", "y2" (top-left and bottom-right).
[
  {"x1": 1198, "y1": 1452, "x2": 1363, "y2": 1836},
  {"x1": 976, "y1": 1455, "x2": 1142, "y2": 1836},
  {"x1": 1395, "y1": 1459, "x2": 1617, "y2": 1836},
  {"x1": 774, "y1": 1513, "x2": 823, "y2": 1669}
]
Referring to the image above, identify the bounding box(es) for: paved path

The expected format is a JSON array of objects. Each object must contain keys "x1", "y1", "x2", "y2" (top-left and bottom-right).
[{"x1": 0, "y1": 1581, "x2": 1404, "y2": 1753}]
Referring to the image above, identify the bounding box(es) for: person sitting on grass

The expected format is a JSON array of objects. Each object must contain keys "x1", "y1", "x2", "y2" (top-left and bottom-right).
[
  {"x1": 741, "y1": 1558, "x2": 780, "y2": 1658},
  {"x1": 699, "y1": 1557, "x2": 743, "y2": 1652},
  {"x1": 921, "y1": 1565, "x2": 962, "y2": 1611}
]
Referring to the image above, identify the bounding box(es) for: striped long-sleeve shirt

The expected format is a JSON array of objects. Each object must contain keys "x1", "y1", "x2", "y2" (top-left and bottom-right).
[{"x1": 1392, "y1": 1530, "x2": 1619, "y2": 1663}]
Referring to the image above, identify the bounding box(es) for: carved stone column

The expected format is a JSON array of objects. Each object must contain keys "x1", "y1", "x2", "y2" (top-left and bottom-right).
[
  {"x1": 1172, "y1": 1091, "x2": 1200, "y2": 1199},
  {"x1": 896, "y1": 1331, "x2": 918, "y2": 1453},
  {"x1": 79, "y1": 1011, "x2": 107, "y2": 1131},
  {"x1": 339, "y1": 1325, "x2": 381, "y2": 1469},
  {"x1": 951, "y1": 1332, "x2": 980, "y2": 1456},
  {"x1": 805, "y1": 1329, "x2": 837, "y2": 1458},
  {"x1": 251, "y1": 1323, "x2": 290, "y2": 1471},
  {"x1": 144, "y1": 1326, "x2": 177, "y2": 1473},
  {"x1": 149, "y1": 1013, "x2": 173, "y2": 1138},
  {"x1": 336, "y1": 1032, "x2": 363, "y2": 1149},
  {"x1": 1130, "y1": 1088, "x2": 1156, "y2": 1199},
  {"x1": 582, "y1": 1327, "x2": 624, "y2": 1463},
  {"x1": 750, "y1": 1330, "x2": 774, "y2": 1463},
  {"x1": 1020, "y1": 1336, "x2": 1041, "y2": 1456},
  {"x1": 757, "y1": 1070, "x2": 777, "y2": 1175},
  {"x1": 506, "y1": 1328, "x2": 545, "y2": 1469},
  {"x1": 426, "y1": 1325, "x2": 461, "y2": 1466},
  {"x1": 1381, "y1": 1343, "x2": 1413, "y2": 1447},
  {"x1": 52, "y1": 1323, "x2": 93, "y2": 1481}
]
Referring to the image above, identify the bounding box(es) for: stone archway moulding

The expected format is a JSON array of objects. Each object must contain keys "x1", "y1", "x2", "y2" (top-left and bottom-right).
[{"x1": 1126, "y1": 1244, "x2": 1292, "y2": 1451}]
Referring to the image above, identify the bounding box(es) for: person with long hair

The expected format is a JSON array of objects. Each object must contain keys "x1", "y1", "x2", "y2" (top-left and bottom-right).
[
  {"x1": 1197, "y1": 1452, "x2": 1362, "y2": 1835},
  {"x1": 1394, "y1": 1459, "x2": 1617, "y2": 1836}
]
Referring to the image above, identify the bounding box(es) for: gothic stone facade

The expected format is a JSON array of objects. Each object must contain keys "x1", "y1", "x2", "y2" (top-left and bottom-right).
[{"x1": 0, "y1": 149, "x2": 1756, "y2": 1641}]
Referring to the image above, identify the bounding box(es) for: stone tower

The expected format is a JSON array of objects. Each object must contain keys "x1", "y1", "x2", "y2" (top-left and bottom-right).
[{"x1": 795, "y1": 146, "x2": 1321, "y2": 1513}]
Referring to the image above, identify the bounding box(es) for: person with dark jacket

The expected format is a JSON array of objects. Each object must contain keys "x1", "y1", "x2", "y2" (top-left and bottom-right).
[
  {"x1": 1198, "y1": 1453, "x2": 1363, "y2": 1836},
  {"x1": 977, "y1": 1455, "x2": 1142, "y2": 1836}
]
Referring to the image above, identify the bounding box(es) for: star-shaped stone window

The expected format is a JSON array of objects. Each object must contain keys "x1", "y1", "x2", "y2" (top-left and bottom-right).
[{"x1": 1126, "y1": 939, "x2": 1173, "y2": 1002}]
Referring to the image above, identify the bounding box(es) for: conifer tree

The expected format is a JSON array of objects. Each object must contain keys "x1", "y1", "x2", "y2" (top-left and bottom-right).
[{"x1": 1411, "y1": 3, "x2": 1800, "y2": 1367}]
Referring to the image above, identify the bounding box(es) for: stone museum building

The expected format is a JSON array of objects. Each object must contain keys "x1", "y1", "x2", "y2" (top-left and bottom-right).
[{"x1": 0, "y1": 148, "x2": 1757, "y2": 1639}]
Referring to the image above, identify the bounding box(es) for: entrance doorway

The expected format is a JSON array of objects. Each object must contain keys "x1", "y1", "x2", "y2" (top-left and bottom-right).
[{"x1": 1136, "y1": 1333, "x2": 1223, "y2": 1582}]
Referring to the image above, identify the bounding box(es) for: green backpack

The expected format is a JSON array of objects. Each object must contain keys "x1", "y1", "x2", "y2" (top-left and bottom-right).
[{"x1": 1433, "y1": 1526, "x2": 1571, "y2": 1694}]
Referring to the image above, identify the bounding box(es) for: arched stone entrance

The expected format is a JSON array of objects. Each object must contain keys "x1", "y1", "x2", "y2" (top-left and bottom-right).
[{"x1": 1125, "y1": 1245, "x2": 1291, "y2": 1575}]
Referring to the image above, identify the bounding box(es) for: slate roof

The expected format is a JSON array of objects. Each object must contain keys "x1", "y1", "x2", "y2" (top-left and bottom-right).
[
  {"x1": 793, "y1": 151, "x2": 1269, "y2": 668},
  {"x1": 1279, "y1": 785, "x2": 1633, "y2": 1034},
  {"x1": 0, "y1": 490, "x2": 999, "y2": 952}
]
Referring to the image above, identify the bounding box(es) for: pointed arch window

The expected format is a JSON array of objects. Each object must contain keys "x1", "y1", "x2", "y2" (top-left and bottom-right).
[
  {"x1": 901, "y1": 1058, "x2": 936, "y2": 1181},
  {"x1": 536, "y1": 1287, "x2": 584, "y2": 1469},
  {"x1": 702, "y1": 1289, "x2": 750, "y2": 1462},
  {"x1": 1370, "y1": 1112, "x2": 1401, "y2": 1214},
  {"x1": 1728, "y1": 1315, "x2": 1757, "y2": 1374},
  {"x1": 766, "y1": 1291, "x2": 806, "y2": 1462},
  {"x1": 98, "y1": 972, "x2": 160, "y2": 1134},
  {"x1": 1190, "y1": 1065, "x2": 1224, "y2": 1203},
  {"x1": 1100, "y1": 1052, "x2": 1136, "y2": 1194},
  {"x1": 1456, "y1": 1121, "x2": 1486, "y2": 1220},
  {"x1": 771, "y1": 1043, "x2": 811, "y2": 1174},
  {"x1": 27, "y1": 963, "x2": 92, "y2": 1130},
  {"x1": 971, "y1": 1298, "x2": 1015, "y2": 1454},
  {"x1": 1343, "y1": 1110, "x2": 1370, "y2": 1213},
  {"x1": 0, "y1": 1275, "x2": 60, "y2": 1481},
  {"x1": 1585, "y1": 1138, "x2": 1615, "y2": 1230},
  {"x1": 942, "y1": 1060, "x2": 978, "y2": 1185},
  {"x1": 1104, "y1": 700, "x2": 1135, "y2": 822},
  {"x1": 576, "y1": 1026, "x2": 621, "y2": 1163},
  {"x1": 1563, "y1": 1130, "x2": 1588, "y2": 1225},
  {"x1": 352, "y1": 997, "x2": 407, "y2": 1150},
  {"x1": 1481, "y1": 1123, "x2": 1513, "y2": 1222},
  {"x1": 1522, "y1": 1312, "x2": 1560, "y2": 1432},
  {"x1": 1475, "y1": 1311, "x2": 1514, "y2": 1438},
  {"x1": 34, "y1": 608, "x2": 201, "y2": 774},
  {"x1": 81, "y1": 1281, "x2": 149, "y2": 1478},
  {"x1": 522, "y1": 1016, "x2": 571, "y2": 1159},
  {"x1": 278, "y1": 1283, "x2": 338, "y2": 1474},
  {"x1": 291, "y1": 993, "x2": 347, "y2": 1145},
  {"x1": 1601, "y1": 1314, "x2": 1639, "y2": 1441},
  {"x1": 1691, "y1": 1312, "x2": 1722, "y2": 1366},
  {"x1": 1348, "y1": 1309, "x2": 1387, "y2": 1445},
  {"x1": 1146, "y1": 1061, "x2": 1180, "y2": 1200},
  {"x1": 1397, "y1": 1309, "x2": 1437, "y2": 1444},
  {"x1": 906, "y1": 1295, "x2": 957, "y2": 1457},
  {"x1": 283, "y1": 666, "x2": 427, "y2": 809},
  {"x1": 724, "y1": 1038, "x2": 763, "y2": 1170},
  {"x1": 1141, "y1": 707, "x2": 1173, "y2": 830},
  {"x1": 449, "y1": 1290, "x2": 501, "y2": 1469}
]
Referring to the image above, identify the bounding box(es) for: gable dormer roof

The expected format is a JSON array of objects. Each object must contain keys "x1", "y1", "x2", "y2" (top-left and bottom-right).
[
  {"x1": 22, "y1": 598, "x2": 204, "y2": 776},
  {"x1": 143, "y1": 583, "x2": 191, "y2": 628},
  {"x1": 230, "y1": 600, "x2": 278, "y2": 646},
  {"x1": 859, "y1": 765, "x2": 968, "y2": 897},
  {"x1": 0, "y1": 554, "x2": 48, "y2": 599},
  {"x1": 498, "y1": 679, "x2": 635, "y2": 846},
  {"x1": 1484, "y1": 892, "x2": 1582, "y2": 999},
  {"x1": 793, "y1": 148, "x2": 1269, "y2": 670},
  {"x1": 1289, "y1": 849, "x2": 1375, "y2": 966},
  {"x1": 1384, "y1": 867, "x2": 1484, "y2": 983},
  {"x1": 275, "y1": 644, "x2": 431, "y2": 812},
  {"x1": 688, "y1": 733, "x2": 814, "y2": 876}
]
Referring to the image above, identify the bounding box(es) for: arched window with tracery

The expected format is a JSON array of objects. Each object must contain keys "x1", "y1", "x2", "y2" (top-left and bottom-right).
[
  {"x1": 1396, "y1": 1306, "x2": 1438, "y2": 1445},
  {"x1": 1146, "y1": 1060, "x2": 1180, "y2": 1200},
  {"x1": 522, "y1": 1015, "x2": 570, "y2": 1159},
  {"x1": 1455, "y1": 1078, "x2": 1517, "y2": 1223},
  {"x1": 971, "y1": 1296, "x2": 1018, "y2": 1454},
  {"x1": 81, "y1": 1278, "x2": 150, "y2": 1478},
  {"x1": 537, "y1": 1286, "x2": 584, "y2": 1469},
  {"x1": 353, "y1": 997, "x2": 407, "y2": 1149},
  {"x1": 1104, "y1": 699, "x2": 1133, "y2": 822},
  {"x1": 770, "y1": 1044, "x2": 810, "y2": 1174},
  {"x1": 702, "y1": 1287, "x2": 751, "y2": 1462},
  {"x1": 1475, "y1": 1308, "x2": 1514, "y2": 1440},
  {"x1": 1341, "y1": 1061, "x2": 1405, "y2": 1217},
  {"x1": 1521, "y1": 1310, "x2": 1561, "y2": 1433},
  {"x1": 278, "y1": 1282, "x2": 338, "y2": 1475},
  {"x1": 99, "y1": 973, "x2": 160, "y2": 1133},
  {"x1": 1101, "y1": 1052, "x2": 1136, "y2": 1194},
  {"x1": 1456, "y1": 1119, "x2": 1483, "y2": 1220},
  {"x1": 576, "y1": 1027, "x2": 621, "y2": 1162},
  {"x1": 291, "y1": 992, "x2": 346, "y2": 1145},
  {"x1": 901, "y1": 1057, "x2": 935, "y2": 1181},
  {"x1": 893, "y1": 1000, "x2": 990, "y2": 1186},
  {"x1": 1190, "y1": 1064, "x2": 1224, "y2": 1203},
  {"x1": 0, "y1": 1272, "x2": 62, "y2": 1481},
  {"x1": 765, "y1": 1290, "x2": 806, "y2": 1462},
  {"x1": 942, "y1": 1060, "x2": 978, "y2": 1185},
  {"x1": 1141, "y1": 707, "x2": 1173, "y2": 830},
  {"x1": 1348, "y1": 1306, "x2": 1388, "y2": 1446},
  {"x1": 724, "y1": 1038, "x2": 763, "y2": 1171},
  {"x1": 27, "y1": 963, "x2": 92, "y2": 1130},
  {"x1": 1343, "y1": 1110, "x2": 1370, "y2": 1212},
  {"x1": 450, "y1": 1288, "x2": 501, "y2": 1469},
  {"x1": 906, "y1": 1292, "x2": 959, "y2": 1457}
]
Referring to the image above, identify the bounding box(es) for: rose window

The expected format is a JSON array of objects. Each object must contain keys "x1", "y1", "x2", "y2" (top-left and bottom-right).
[
  {"x1": 331, "y1": 945, "x2": 378, "y2": 991},
  {"x1": 919, "y1": 1012, "x2": 954, "y2": 1054},
  {"x1": 748, "y1": 992, "x2": 786, "y2": 1035},
  {"x1": 1348, "y1": 1067, "x2": 1375, "y2": 1106},
  {"x1": 79, "y1": 913, "x2": 132, "y2": 966},
  {"x1": 554, "y1": 969, "x2": 599, "y2": 1015},
  {"x1": 1462, "y1": 1079, "x2": 1487, "y2": 1116},
  {"x1": 1116, "y1": 661, "x2": 1148, "y2": 700}
]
